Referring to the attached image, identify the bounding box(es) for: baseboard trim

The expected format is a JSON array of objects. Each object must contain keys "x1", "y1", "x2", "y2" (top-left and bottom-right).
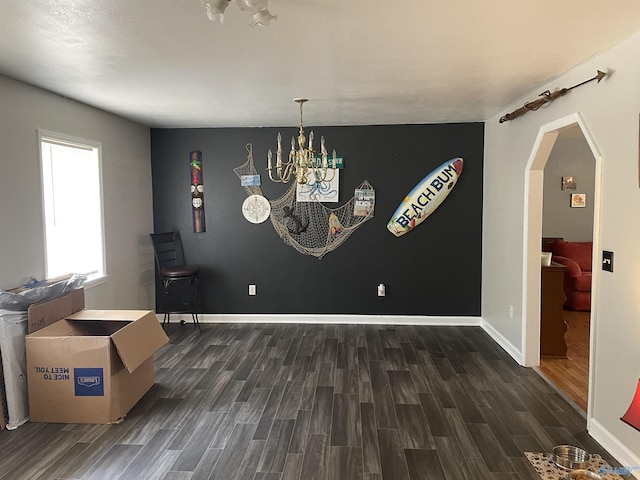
[
  {"x1": 156, "y1": 313, "x2": 482, "y2": 326},
  {"x1": 588, "y1": 419, "x2": 640, "y2": 478},
  {"x1": 480, "y1": 319, "x2": 524, "y2": 365},
  {"x1": 158, "y1": 313, "x2": 522, "y2": 363}
]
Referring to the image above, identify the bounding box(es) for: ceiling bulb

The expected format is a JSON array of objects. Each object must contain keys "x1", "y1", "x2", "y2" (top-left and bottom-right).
[
  {"x1": 251, "y1": 8, "x2": 277, "y2": 27},
  {"x1": 201, "y1": 0, "x2": 230, "y2": 23},
  {"x1": 236, "y1": 0, "x2": 268, "y2": 14},
  {"x1": 202, "y1": 0, "x2": 276, "y2": 26}
]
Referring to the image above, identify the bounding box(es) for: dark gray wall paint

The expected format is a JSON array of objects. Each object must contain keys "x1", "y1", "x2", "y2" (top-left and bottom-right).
[{"x1": 150, "y1": 123, "x2": 483, "y2": 316}]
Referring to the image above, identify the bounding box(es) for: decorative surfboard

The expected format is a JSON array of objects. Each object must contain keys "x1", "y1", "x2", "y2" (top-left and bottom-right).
[{"x1": 387, "y1": 157, "x2": 463, "y2": 237}]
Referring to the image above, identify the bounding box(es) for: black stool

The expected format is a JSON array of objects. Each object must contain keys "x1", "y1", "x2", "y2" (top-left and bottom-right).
[{"x1": 150, "y1": 232, "x2": 201, "y2": 332}]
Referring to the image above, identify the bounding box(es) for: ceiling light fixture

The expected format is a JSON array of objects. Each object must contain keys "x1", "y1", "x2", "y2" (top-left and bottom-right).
[
  {"x1": 201, "y1": 0, "x2": 277, "y2": 26},
  {"x1": 267, "y1": 99, "x2": 338, "y2": 185}
]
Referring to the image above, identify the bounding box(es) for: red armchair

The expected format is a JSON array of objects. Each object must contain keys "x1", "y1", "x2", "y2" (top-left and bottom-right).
[{"x1": 548, "y1": 239, "x2": 593, "y2": 311}]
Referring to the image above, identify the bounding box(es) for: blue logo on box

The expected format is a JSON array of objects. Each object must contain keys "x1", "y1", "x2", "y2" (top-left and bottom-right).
[{"x1": 74, "y1": 368, "x2": 104, "y2": 396}]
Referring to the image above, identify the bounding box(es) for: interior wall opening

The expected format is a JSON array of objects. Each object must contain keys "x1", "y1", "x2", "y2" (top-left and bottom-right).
[
  {"x1": 522, "y1": 113, "x2": 602, "y2": 417},
  {"x1": 538, "y1": 124, "x2": 595, "y2": 412}
]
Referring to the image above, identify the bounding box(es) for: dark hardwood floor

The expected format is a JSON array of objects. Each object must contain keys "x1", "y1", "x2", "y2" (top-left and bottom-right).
[{"x1": 0, "y1": 323, "x2": 623, "y2": 479}]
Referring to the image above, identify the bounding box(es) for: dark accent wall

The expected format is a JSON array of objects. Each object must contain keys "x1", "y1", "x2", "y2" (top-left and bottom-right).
[{"x1": 150, "y1": 123, "x2": 483, "y2": 316}]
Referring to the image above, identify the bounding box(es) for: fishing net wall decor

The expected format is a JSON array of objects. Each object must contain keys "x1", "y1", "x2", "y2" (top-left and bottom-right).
[{"x1": 234, "y1": 144, "x2": 374, "y2": 259}]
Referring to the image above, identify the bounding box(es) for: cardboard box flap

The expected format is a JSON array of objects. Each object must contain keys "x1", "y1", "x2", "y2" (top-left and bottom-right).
[
  {"x1": 65, "y1": 310, "x2": 168, "y2": 373},
  {"x1": 66, "y1": 309, "x2": 151, "y2": 322},
  {"x1": 27, "y1": 288, "x2": 85, "y2": 333}
]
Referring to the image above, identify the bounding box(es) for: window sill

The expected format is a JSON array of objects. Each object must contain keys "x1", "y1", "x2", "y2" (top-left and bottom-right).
[{"x1": 84, "y1": 275, "x2": 108, "y2": 289}]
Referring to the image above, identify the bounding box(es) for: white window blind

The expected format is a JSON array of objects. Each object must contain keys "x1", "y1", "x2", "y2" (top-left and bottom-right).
[{"x1": 39, "y1": 131, "x2": 105, "y2": 282}]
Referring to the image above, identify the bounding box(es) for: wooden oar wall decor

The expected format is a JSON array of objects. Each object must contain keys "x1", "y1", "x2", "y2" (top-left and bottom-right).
[{"x1": 499, "y1": 70, "x2": 607, "y2": 124}]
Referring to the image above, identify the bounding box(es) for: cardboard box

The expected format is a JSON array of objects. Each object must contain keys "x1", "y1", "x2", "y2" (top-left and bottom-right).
[
  {"x1": 27, "y1": 288, "x2": 85, "y2": 334},
  {"x1": 25, "y1": 293, "x2": 169, "y2": 424}
]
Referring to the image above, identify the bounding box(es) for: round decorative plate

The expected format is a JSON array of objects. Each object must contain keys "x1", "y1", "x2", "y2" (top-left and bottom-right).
[{"x1": 242, "y1": 195, "x2": 271, "y2": 224}]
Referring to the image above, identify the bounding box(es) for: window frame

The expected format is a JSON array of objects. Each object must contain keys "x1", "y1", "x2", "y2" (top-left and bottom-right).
[{"x1": 37, "y1": 129, "x2": 108, "y2": 288}]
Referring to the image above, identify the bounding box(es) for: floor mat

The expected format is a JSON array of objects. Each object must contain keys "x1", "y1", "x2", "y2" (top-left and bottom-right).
[{"x1": 525, "y1": 452, "x2": 630, "y2": 479}]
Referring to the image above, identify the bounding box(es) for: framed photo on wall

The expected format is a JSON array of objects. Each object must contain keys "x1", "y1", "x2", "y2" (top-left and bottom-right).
[
  {"x1": 570, "y1": 193, "x2": 586, "y2": 208},
  {"x1": 562, "y1": 176, "x2": 577, "y2": 190}
]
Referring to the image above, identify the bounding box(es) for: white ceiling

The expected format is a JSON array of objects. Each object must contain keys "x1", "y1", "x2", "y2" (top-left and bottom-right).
[{"x1": 1, "y1": 0, "x2": 640, "y2": 128}]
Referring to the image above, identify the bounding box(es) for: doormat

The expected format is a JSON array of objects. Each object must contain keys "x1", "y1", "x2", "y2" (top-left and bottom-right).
[{"x1": 524, "y1": 452, "x2": 629, "y2": 479}]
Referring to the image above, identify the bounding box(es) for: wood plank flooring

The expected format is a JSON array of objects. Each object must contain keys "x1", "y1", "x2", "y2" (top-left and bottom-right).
[
  {"x1": 539, "y1": 310, "x2": 590, "y2": 411},
  {"x1": 0, "y1": 323, "x2": 622, "y2": 479}
]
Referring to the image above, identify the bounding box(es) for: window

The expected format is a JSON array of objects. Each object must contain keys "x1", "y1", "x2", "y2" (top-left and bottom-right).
[{"x1": 39, "y1": 131, "x2": 106, "y2": 284}]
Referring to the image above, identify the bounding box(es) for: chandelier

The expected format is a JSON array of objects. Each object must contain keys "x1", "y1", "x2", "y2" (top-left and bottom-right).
[
  {"x1": 201, "y1": 0, "x2": 277, "y2": 26},
  {"x1": 267, "y1": 99, "x2": 338, "y2": 185}
]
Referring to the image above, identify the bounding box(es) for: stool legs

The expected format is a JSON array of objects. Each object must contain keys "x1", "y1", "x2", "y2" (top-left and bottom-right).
[
  {"x1": 161, "y1": 275, "x2": 201, "y2": 332},
  {"x1": 191, "y1": 276, "x2": 201, "y2": 332}
]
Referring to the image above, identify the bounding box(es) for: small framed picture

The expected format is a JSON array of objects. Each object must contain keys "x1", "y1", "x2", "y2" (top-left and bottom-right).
[
  {"x1": 562, "y1": 176, "x2": 577, "y2": 190},
  {"x1": 570, "y1": 193, "x2": 586, "y2": 208}
]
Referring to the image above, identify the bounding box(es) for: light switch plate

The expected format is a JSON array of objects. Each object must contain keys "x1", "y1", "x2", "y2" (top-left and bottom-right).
[{"x1": 602, "y1": 251, "x2": 613, "y2": 272}]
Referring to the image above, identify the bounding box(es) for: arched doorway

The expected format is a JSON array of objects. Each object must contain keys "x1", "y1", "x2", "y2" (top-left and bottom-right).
[{"x1": 521, "y1": 113, "x2": 602, "y2": 415}]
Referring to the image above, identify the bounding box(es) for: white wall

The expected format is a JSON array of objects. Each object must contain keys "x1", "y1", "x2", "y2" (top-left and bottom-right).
[
  {"x1": 543, "y1": 135, "x2": 595, "y2": 242},
  {"x1": 484, "y1": 32, "x2": 640, "y2": 465},
  {"x1": 0, "y1": 75, "x2": 154, "y2": 309}
]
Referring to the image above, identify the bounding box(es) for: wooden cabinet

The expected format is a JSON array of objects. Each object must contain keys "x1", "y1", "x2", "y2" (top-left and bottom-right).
[{"x1": 540, "y1": 263, "x2": 568, "y2": 357}]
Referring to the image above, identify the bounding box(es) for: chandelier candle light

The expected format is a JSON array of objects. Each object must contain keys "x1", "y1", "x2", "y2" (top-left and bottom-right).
[{"x1": 268, "y1": 99, "x2": 338, "y2": 185}]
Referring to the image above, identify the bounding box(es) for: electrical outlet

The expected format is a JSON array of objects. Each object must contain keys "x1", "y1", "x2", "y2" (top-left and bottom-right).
[
  {"x1": 508, "y1": 305, "x2": 514, "y2": 318},
  {"x1": 249, "y1": 284, "x2": 256, "y2": 296},
  {"x1": 378, "y1": 284, "x2": 386, "y2": 297}
]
